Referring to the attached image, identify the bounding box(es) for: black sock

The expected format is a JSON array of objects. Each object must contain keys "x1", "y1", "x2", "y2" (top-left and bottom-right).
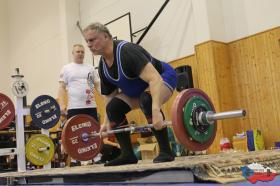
[
  {"x1": 104, "y1": 131, "x2": 138, "y2": 166},
  {"x1": 152, "y1": 127, "x2": 174, "y2": 163}
]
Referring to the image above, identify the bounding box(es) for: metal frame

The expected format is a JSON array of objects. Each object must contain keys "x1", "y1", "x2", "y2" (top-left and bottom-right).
[
  {"x1": 76, "y1": 0, "x2": 170, "y2": 44},
  {"x1": 104, "y1": 12, "x2": 133, "y2": 43},
  {"x1": 136, "y1": 0, "x2": 170, "y2": 44},
  {"x1": 132, "y1": 27, "x2": 147, "y2": 38}
]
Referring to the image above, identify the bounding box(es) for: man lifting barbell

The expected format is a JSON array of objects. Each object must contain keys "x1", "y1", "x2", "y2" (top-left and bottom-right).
[
  {"x1": 83, "y1": 22, "x2": 178, "y2": 166},
  {"x1": 61, "y1": 104, "x2": 246, "y2": 164}
]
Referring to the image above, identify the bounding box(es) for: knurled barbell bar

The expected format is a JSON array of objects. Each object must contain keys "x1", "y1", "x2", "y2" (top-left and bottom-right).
[
  {"x1": 80, "y1": 110, "x2": 245, "y2": 140},
  {"x1": 61, "y1": 88, "x2": 247, "y2": 161}
]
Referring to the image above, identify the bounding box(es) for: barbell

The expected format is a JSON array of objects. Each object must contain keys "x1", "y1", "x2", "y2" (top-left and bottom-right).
[
  {"x1": 61, "y1": 88, "x2": 246, "y2": 161},
  {"x1": 80, "y1": 110, "x2": 244, "y2": 139}
]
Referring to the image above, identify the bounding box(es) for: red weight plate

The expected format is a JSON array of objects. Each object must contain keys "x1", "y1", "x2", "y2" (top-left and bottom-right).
[
  {"x1": 61, "y1": 114, "x2": 102, "y2": 161},
  {"x1": 171, "y1": 88, "x2": 217, "y2": 151},
  {"x1": 0, "y1": 93, "x2": 15, "y2": 130}
]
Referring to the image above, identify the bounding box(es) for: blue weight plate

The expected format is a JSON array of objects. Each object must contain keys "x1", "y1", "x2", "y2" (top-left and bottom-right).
[{"x1": 30, "y1": 95, "x2": 61, "y2": 129}]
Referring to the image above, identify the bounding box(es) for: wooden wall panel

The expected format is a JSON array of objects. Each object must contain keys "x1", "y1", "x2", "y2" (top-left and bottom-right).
[
  {"x1": 228, "y1": 27, "x2": 280, "y2": 149},
  {"x1": 195, "y1": 42, "x2": 224, "y2": 154},
  {"x1": 211, "y1": 42, "x2": 242, "y2": 139},
  {"x1": 126, "y1": 109, "x2": 147, "y2": 126},
  {"x1": 94, "y1": 91, "x2": 105, "y2": 123}
]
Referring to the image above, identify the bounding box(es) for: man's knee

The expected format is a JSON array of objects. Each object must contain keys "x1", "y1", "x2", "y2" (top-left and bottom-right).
[
  {"x1": 139, "y1": 92, "x2": 165, "y2": 122},
  {"x1": 139, "y1": 92, "x2": 152, "y2": 118},
  {"x1": 106, "y1": 97, "x2": 131, "y2": 128}
]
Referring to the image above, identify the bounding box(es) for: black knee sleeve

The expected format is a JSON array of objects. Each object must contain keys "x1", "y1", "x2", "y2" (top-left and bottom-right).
[
  {"x1": 139, "y1": 92, "x2": 165, "y2": 123},
  {"x1": 106, "y1": 97, "x2": 131, "y2": 128},
  {"x1": 139, "y1": 92, "x2": 153, "y2": 118}
]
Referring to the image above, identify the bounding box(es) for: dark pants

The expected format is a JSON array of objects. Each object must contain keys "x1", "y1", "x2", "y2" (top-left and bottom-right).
[
  {"x1": 67, "y1": 107, "x2": 98, "y2": 121},
  {"x1": 100, "y1": 144, "x2": 121, "y2": 163}
]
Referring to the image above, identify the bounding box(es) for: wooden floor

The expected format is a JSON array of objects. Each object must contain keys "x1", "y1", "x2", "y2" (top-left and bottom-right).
[{"x1": 1, "y1": 149, "x2": 280, "y2": 184}]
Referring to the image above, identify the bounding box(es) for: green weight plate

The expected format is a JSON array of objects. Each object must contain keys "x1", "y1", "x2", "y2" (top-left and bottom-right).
[
  {"x1": 172, "y1": 88, "x2": 217, "y2": 151},
  {"x1": 183, "y1": 96, "x2": 214, "y2": 142},
  {"x1": 26, "y1": 134, "x2": 55, "y2": 166}
]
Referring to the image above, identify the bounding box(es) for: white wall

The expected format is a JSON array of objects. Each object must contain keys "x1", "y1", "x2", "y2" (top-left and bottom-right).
[
  {"x1": 64, "y1": 0, "x2": 84, "y2": 61},
  {"x1": 0, "y1": 0, "x2": 11, "y2": 96},
  {"x1": 190, "y1": 0, "x2": 280, "y2": 42},
  {"x1": 191, "y1": 0, "x2": 227, "y2": 43},
  {"x1": 139, "y1": 0, "x2": 195, "y2": 61},
  {"x1": 8, "y1": 0, "x2": 82, "y2": 104},
  {"x1": 222, "y1": 0, "x2": 280, "y2": 42},
  {"x1": 79, "y1": 0, "x2": 164, "y2": 36},
  {"x1": 80, "y1": 0, "x2": 280, "y2": 61},
  {"x1": 79, "y1": 0, "x2": 167, "y2": 66},
  {"x1": 79, "y1": 0, "x2": 196, "y2": 63},
  {"x1": 8, "y1": 0, "x2": 63, "y2": 103},
  {"x1": 191, "y1": 0, "x2": 211, "y2": 44},
  {"x1": 206, "y1": 0, "x2": 226, "y2": 42},
  {"x1": 1, "y1": 0, "x2": 279, "y2": 103}
]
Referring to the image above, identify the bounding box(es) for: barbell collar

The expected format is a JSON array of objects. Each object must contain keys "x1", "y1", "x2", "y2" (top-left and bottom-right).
[{"x1": 201, "y1": 109, "x2": 246, "y2": 124}]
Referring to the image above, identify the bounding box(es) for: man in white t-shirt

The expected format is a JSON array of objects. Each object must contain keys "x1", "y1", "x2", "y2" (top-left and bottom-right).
[
  {"x1": 58, "y1": 44, "x2": 100, "y2": 120},
  {"x1": 58, "y1": 44, "x2": 100, "y2": 166}
]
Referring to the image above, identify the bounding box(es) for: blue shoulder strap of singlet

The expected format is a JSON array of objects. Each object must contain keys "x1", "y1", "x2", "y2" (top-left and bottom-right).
[
  {"x1": 102, "y1": 40, "x2": 128, "y2": 81},
  {"x1": 116, "y1": 40, "x2": 128, "y2": 76}
]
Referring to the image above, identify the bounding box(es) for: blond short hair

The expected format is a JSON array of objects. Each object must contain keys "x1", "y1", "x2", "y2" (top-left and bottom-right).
[{"x1": 73, "y1": 44, "x2": 84, "y2": 49}]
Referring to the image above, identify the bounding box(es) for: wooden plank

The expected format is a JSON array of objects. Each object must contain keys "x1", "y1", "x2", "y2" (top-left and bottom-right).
[
  {"x1": 195, "y1": 42, "x2": 224, "y2": 154},
  {"x1": 228, "y1": 27, "x2": 280, "y2": 149},
  {"x1": 212, "y1": 41, "x2": 241, "y2": 139},
  {"x1": 1, "y1": 149, "x2": 280, "y2": 185}
]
